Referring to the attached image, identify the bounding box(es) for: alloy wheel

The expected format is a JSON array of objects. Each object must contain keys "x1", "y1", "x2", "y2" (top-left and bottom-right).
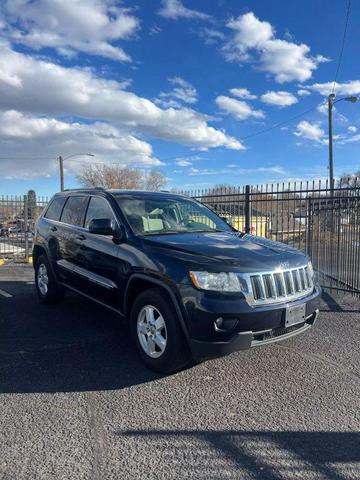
[
  {"x1": 137, "y1": 305, "x2": 167, "y2": 358},
  {"x1": 37, "y1": 263, "x2": 49, "y2": 296}
]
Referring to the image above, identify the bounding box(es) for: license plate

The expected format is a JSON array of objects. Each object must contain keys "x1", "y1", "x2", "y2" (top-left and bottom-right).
[{"x1": 285, "y1": 303, "x2": 306, "y2": 327}]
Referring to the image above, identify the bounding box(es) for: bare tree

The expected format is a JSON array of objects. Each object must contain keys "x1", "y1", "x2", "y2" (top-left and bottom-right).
[
  {"x1": 338, "y1": 170, "x2": 360, "y2": 188},
  {"x1": 76, "y1": 164, "x2": 143, "y2": 189},
  {"x1": 145, "y1": 170, "x2": 166, "y2": 191},
  {"x1": 76, "y1": 164, "x2": 165, "y2": 191}
]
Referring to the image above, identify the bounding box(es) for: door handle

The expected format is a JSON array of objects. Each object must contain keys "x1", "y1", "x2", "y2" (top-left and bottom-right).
[
  {"x1": 76, "y1": 234, "x2": 86, "y2": 241},
  {"x1": 50, "y1": 226, "x2": 57, "y2": 232}
]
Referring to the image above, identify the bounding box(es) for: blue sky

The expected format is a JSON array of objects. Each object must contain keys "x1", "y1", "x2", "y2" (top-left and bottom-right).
[{"x1": 0, "y1": 0, "x2": 359, "y2": 196}]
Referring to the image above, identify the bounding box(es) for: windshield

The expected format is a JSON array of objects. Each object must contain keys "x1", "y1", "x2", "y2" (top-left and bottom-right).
[{"x1": 115, "y1": 195, "x2": 233, "y2": 236}]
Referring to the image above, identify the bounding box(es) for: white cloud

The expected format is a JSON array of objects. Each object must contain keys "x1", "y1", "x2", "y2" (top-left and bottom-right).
[
  {"x1": 0, "y1": 0, "x2": 139, "y2": 61},
  {"x1": 316, "y1": 101, "x2": 348, "y2": 123},
  {"x1": 158, "y1": 77, "x2": 198, "y2": 104},
  {"x1": 216, "y1": 95, "x2": 265, "y2": 121},
  {"x1": 229, "y1": 88, "x2": 257, "y2": 100},
  {"x1": 184, "y1": 166, "x2": 286, "y2": 176},
  {"x1": 198, "y1": 27, "x2": 225, "y2": 45},
  {"x1": 175, "y1": 160, "x2": 192, "y2": 167},
  {"x1": 294, "y1": 120, "x2": 325, "y2": 143},
  {"x1": 307, "y1": 80, "x2": 360, "y2": 96},
  {"x1": 158, "y1": 0, "x2": 211, "y2": 20},
  {"x1": 223, "y1": 12, "x2": 328, "y2": 83},
  {"x1": 149, "y1": 25, "x2": 162, "y2": 36},
  {"x1": 260, "y1": 90, "x2": 298, "y2": 107},
  {"x1": 348, "y1": 126, "x2": 357, "y2": 133},
  {"x1": 0, "y1": 46, "x2": 243, "y2": 151},
  {"x1": 297, "y1": 89, "x2": 311, "y2": 96},
  {"x1": 339, "y1": 133, "x2": 360, "y2": 144},
  {"x1": 0, "y1": 110, "x2": 162, "y2": 179},
  {"x1": 317, "y1": 102, "x2": 328, "y2": 114}
]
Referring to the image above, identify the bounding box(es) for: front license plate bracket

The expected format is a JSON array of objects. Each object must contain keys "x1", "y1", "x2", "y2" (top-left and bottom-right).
[{"x1": 285, "y1": 303, "x2": 306, "y2": 327}]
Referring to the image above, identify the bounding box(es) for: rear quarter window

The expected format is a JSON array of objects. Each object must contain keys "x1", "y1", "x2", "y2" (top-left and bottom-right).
[
  {"x1": 60, "y1": 196, "x2": 89, "y2": 227},
  {"x1": 44, "y1": 196, "x2": 67, "y2": 221}
]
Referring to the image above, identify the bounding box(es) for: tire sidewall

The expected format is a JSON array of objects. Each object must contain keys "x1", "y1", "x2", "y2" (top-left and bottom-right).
[
  {"x1": 130, "y1": 289, "x2": 188, "y2": 373},
  {"x1": 35, "y1": 254, "x2": 63, "y2": 303}
]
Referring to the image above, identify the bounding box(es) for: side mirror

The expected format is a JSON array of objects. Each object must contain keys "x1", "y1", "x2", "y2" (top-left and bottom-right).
[
  {"x1": 112, "y1": 224, "x2": 126, "y2": 244},
  {"x1": 88, "y1": 218, "x2": 114, "y2": 235}
]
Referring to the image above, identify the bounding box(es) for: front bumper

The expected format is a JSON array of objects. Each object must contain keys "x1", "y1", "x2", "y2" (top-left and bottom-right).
[
  {"x1": 189, "y1": 309, "x2": 319, "y2": 361},
  {"x1": 178, "y1": 284, "x2": 321, "y2": 361}
]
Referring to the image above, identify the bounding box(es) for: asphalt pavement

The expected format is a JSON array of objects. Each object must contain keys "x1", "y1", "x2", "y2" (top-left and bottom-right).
[{"x1": 0, "y1": 264, "x2": 359, "y2": 480}]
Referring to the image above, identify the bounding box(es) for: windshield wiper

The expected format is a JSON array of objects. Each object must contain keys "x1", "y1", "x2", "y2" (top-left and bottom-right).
[
  {"x1": 188, "y1": 229, "x2": 226, "y2": 233},
  {"x1": 141, "y1": 230, "x2": 188, "y2": 236}
]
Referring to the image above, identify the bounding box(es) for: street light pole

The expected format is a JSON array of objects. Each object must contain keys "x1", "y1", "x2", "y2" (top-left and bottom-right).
[
  {"x1": 327, "y1": 94, "x2": 358, "y2": 193},
  {"x1": 59, "y1": 155, "x2": 64, "y2": 192},
  {"x1": 57, "y1": 153, "x2": 95, "y2": 191},
  {"x1": 327, "y1": 94, "x2": 335, "y2": 193}
]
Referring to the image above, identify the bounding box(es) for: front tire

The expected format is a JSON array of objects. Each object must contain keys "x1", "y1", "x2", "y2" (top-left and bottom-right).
[
  {"x1": 130, "y1": 288, "x2": 191, "y2": 373},
  {"x1": 35, "y1": 254, "x2": 65, "y2": 304}
]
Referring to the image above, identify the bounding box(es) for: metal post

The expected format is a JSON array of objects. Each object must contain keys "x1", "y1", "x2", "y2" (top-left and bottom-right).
[
  {"x1": 59, "y1": 155, "x2": 64, "y2": 191},
  {"x1": 307, "y1": 197, "x2": 312, "y2": 258},
  {"x1": 328, "y1": 96, "x2": 334, "y2": 194},
  {"x1": 245, "y1": 185, "x2": 251, "y2": 234},
  {"x1": 24, "y1": 194, "x2": 29, "y2": 262}
]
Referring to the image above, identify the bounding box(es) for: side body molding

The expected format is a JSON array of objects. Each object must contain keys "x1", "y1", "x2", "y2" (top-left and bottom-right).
[{"x1": 57, "y1": 259, "x2": 117, "y2": 290}]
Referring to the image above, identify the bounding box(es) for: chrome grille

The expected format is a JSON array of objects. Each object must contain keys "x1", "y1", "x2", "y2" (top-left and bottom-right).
[{"x1": 241, "y1": 266, "x2": 314, "y2": 306}]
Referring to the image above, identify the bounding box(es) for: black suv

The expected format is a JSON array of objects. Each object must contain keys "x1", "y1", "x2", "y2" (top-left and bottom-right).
[{"x1": 33, "y1": 188, "x2": 320, "y2": 373}]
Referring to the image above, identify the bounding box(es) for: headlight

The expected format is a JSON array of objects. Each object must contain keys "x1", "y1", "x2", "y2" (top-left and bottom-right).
[
  {"x1": 189, "y1": 271, "x2": 244, "y2": 292},
  {"x1": 307, "y1": 261, "x2": 314, "y2": 279},
  {"x1": 307, "y1": 261, "x2": 317, "y2": 283}
]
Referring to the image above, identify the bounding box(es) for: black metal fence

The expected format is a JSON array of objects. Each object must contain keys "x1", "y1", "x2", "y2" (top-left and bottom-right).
[
  {"x1": 1, "y1": 182, "x2": 360, "y2": 295},
  {"x1": 0, "y1": 194, "x2": 49, "y2": 261},
  {"x1": 181, "y1": 179, "x2": 360, "y2": 295}
]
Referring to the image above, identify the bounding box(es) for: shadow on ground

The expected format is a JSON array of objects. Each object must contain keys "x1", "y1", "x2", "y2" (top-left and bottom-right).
[
  {"x1": 115, "y1": 429, "x2": 360, "y2": 480},
  {"x1": 0, "y1": 280, "x2": 162, "y2": 394}
]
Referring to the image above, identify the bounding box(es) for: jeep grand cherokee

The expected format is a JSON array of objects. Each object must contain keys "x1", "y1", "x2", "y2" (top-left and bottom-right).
[{"x1": 33, "y1": 188, "x2": 320, "y2": 373}]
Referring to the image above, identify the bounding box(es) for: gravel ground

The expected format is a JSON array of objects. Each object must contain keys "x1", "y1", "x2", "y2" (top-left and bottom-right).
[{"x1": 0, "y1": 264, "x2": 359, "y2": 480}]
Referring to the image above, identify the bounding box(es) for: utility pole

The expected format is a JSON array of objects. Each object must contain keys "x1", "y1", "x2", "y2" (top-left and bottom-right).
[
  {"x1": 327, "y1": 93, "x2": 358, "y2": 194},
  {"x1": 327, "y1": 94, "x2": 335, "y2": 194},
  {"x1": 57, "y1": 153, "x2": 94, "y2": 191},
  {"x1": 59, "y1": 156, "x2": 64, "y2": 192}
]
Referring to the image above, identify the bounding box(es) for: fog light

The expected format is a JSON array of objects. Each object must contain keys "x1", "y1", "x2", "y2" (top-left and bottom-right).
[
  {"x1": 215, "y1": 317, "x2": 223, "y2": 327},
  {"x1": 214, "y1": 317, "x2": 238, "y2": 332}
]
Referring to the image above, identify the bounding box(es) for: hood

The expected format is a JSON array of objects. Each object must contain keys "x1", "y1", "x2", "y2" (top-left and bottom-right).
[{"x1": 142, "y1": 232, "x2": 307, "y2": 272}]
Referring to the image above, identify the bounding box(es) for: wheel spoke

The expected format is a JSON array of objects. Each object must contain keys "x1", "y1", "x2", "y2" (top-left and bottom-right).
[
  {"x1": 138, "y1": 322, "x2": 148, "y2": 335},
  {"x1": 154, "y1": 315, "x2": 165, "y2": 331},
  {"x1": 147, "y1": 337, "x2": 156, "y2": 355},
  {"x1": 154, "y1": 333, "x2": 166, "y2": 352},
  {"x1": 145, "y1": 306, "x2": 156, "y2": 325}
]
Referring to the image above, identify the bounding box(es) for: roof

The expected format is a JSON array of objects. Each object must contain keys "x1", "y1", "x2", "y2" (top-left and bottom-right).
[{"x1": 54, "y1": 188, "x2": 186, "y2": 199}]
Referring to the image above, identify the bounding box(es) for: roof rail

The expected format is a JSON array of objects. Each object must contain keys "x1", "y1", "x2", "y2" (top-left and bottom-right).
[{"x1": 63, "y1": 187, "x2": 106, "y2": 192}]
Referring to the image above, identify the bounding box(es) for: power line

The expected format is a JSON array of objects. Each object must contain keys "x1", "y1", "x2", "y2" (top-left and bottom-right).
[
  {"x1": 241, "y1": 103, "x2": 324, "y2": 141},
  {"x1": 332, "y1": 0, "x2": 351, "y2": 93},
  {"x1": 0, "y1": 156, "x2": 56, "y2": 160}
]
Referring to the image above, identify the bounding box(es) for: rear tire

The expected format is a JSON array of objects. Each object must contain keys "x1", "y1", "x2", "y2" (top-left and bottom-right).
[
  {"x1": 130, "y1": 288, "x2": 191, "y2": 373},
  {"x1": 35, "y1": 254, "x2": 65, "y2": 304}
]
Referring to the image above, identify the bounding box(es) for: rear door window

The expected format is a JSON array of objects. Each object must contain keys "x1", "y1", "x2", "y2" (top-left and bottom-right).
[
  {"x1": 44, "y1": 196, "x2": 67, "y2": 221},
  {"x1": 60, "y1": 196, "x2": 89, "y2": 227}
]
